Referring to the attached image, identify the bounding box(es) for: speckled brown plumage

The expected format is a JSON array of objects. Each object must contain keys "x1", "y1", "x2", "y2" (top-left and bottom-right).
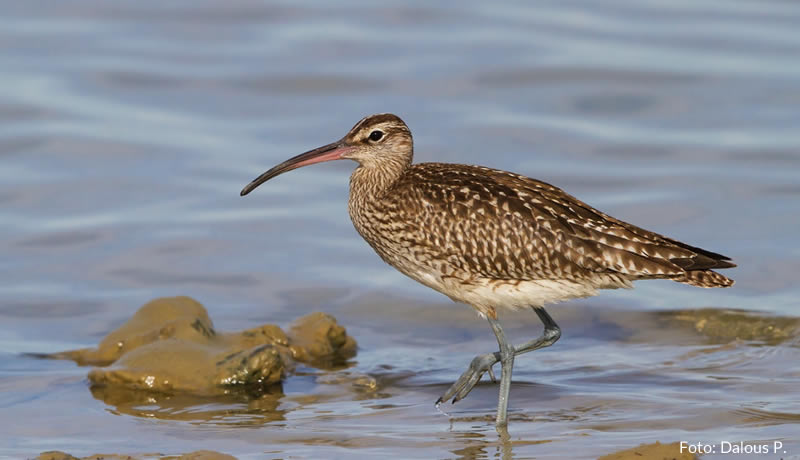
[
  {"x1": 340, "y1": 115, "x2": 734, "y2": 317},
  {"x1": 353, "y1": 162, "x2": 733, "y2": 279}
]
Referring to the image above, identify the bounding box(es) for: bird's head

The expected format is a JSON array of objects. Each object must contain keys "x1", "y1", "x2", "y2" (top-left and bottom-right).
[{"x1": 240, "y1": 113, "x2": 412, "y2": 196}]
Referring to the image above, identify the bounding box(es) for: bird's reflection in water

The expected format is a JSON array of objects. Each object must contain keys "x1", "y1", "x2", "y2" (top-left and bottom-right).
[{"x1": 448, "y1": 428, "x2": 551, "y2": 460}]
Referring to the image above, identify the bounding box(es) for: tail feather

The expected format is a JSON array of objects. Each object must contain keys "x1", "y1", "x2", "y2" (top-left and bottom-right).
[{"x1": 679, "y1": 269, "x2": 734, "y2": 288}]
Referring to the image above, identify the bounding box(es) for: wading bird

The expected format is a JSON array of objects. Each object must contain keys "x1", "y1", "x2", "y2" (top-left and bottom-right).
[{"x1": 240, "y1": 113, "x2": 735, "y2": 432}]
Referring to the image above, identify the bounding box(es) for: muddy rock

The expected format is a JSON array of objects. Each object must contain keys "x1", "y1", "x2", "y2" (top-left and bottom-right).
[
  {"x1": 598, "y1": 441, "x2": 696, "y2": 460},
  {"x1": 36, "y1": 452, "x2": 80, "y2": 460},
  {"x1": 43, "y1": 296, "x2": 216, "y2": 367},
  {"x1": 39, "y1": 296, "x2": 357, "y2": 396},
  {"x1": 288, "y1": 311, "x2": 358, "y2": 364}
]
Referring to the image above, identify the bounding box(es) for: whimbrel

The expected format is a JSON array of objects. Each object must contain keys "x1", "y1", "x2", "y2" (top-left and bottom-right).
[{"x1": 240, "y1": 113, "x2": 735, "y2": 432}]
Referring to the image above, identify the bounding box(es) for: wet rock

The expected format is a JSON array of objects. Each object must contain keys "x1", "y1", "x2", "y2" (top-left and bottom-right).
[
  {"x1": 36, "y1": 453, "x2": 136, "y2": 460},
  {"x1": 170, "y1": 451, "x2": 238, "y2": 460},
  {"x1": 598, "y1": 441, "x2": 696, "y2": 460},
  {"x1": 288, "y1": 311, "x2": 358, "y2": 365},
  {"x1": 42, "y1": 296, "x2": 216, "y2": 366},
  {"x1": 37, "y1": 296, "x2": 357, "y2": 396},
  {"x1": 36, "y1": 452, "x2": 80, "y2": 460},
  {"x1": 87, "y1": 339, "x2": 286, "y2": 395},
  {"x1": 316, "y1": 369, "x2": 379, "y2": 391}
]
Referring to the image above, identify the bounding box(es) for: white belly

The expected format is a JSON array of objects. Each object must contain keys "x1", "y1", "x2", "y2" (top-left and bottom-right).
[{"x1": 407, "y1": 269, "x2": 632, "y2": 318}]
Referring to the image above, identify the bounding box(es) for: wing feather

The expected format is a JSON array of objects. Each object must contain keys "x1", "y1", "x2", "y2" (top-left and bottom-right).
[{"x1": 389, "y1": 163, "x2": 734, "y2": 282}]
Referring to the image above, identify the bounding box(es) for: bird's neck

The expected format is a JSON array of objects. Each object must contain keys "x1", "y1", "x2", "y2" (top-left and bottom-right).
[
  {"x1": 348, "y1": 156, "x2": 410, "y2": 201},
  {"x1": 347, "y1": 157, "x2": 409, "y2": 239}
]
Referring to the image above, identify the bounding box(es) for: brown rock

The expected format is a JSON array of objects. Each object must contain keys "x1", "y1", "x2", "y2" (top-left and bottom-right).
[
  {"x1": 598, "y1": 441, "x2": 697, "y2": 460},
  {"x1": 37, "y1": 297, "x2": 357, "y2": 397}
]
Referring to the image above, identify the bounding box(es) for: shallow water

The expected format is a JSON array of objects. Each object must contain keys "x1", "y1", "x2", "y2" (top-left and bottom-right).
[{"x1": 2, "y1": 1, "x2": 800, "y2": 458}]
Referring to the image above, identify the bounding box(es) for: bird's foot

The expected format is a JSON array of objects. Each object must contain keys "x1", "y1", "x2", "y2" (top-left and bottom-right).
[{"x1": 435, "y1": 351, "x2": 500, "y2": 406}]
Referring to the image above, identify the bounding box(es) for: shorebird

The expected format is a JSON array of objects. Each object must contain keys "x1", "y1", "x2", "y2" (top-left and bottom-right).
[{"x1": 240, "y1": 113, "x2": 735, "y2": 432}]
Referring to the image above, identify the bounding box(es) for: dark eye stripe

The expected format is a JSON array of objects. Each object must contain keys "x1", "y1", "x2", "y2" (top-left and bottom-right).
[{"x1": 369, "y1": 130, "x2": 384, "y2": 141}]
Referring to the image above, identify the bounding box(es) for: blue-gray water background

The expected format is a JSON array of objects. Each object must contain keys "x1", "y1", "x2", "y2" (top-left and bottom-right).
[{"x1": 1, "y1": 1, "x2": 799, "y2": 459}]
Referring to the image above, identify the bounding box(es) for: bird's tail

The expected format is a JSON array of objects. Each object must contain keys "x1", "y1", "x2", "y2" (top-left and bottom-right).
[{"x1": 678, "y1": 269, "x2": 734, "y2": 288}]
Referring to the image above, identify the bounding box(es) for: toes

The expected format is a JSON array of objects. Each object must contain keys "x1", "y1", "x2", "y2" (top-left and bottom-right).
[
  {"x1": 438, "y1": 372, "x2": 470, "y2": 404},
  {"x1": 452, "y1": 370, "x2": 483, "y2": 402},
  {"x1": 436, "y1": 352, "x2": 501, "y2": 405}
]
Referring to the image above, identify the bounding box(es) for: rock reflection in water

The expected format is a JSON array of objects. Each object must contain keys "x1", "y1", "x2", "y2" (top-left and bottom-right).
[{"x1": 89, "y1": 385, "x2": 285, "y2": 426}]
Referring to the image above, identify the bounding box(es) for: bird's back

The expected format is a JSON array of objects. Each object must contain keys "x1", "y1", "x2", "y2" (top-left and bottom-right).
[{"x1": 348, "y1": 162, "x2": 734, "y2": 313}]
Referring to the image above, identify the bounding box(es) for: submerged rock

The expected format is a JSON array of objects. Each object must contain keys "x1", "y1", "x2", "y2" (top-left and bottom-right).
[
  {"x1": 658, "y1": 308, "x2": 800, "y2": 345},
  {"x1": 38, "y1": 296, "x2": 356, "y2": 396}
]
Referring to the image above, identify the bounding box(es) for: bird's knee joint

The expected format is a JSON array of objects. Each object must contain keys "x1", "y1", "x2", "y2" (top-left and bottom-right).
[
  {"x1": 499, "y1": 346, "x2": 514, "y2": 362},
  {"x1": 545, "y1": 327, "x2": 561, "y2": 343}
]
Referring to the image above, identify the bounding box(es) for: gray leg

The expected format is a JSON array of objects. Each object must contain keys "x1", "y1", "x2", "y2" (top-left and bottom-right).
[
  {"x1": 510, "y1": 307, "x2": 561, "y2": 357},
  {"x1": 487, "y1": 316, "x2": 514, "y2": 429},
  {"x1": 436, "y1": 307, "x2": 561, "y2": 413}
]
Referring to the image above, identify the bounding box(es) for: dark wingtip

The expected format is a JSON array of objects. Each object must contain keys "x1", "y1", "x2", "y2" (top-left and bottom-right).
[
  {"x1": 671, "y1": 255, "x2": 737, "y2": 271},
  {"x1": 662, "y1": 237, "x2": 736, "y2": 270},
  {"x1": 715, "y1": 260, "x2": 737, "y2": 269}
]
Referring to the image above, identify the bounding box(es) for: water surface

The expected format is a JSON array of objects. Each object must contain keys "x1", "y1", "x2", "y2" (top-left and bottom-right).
[{"x1": 1, "y1": 1, "x2": 799, "y2": 458}]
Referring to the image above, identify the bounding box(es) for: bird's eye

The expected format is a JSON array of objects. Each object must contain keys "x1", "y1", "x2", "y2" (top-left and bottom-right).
[{"x1": 369, "y1": 130, "x2": 384, "y2": 142}]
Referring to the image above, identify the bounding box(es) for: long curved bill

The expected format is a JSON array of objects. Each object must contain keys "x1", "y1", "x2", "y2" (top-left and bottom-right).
[{"x1": 240, "y1": 140, "x2": 353, "y2": 196}]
